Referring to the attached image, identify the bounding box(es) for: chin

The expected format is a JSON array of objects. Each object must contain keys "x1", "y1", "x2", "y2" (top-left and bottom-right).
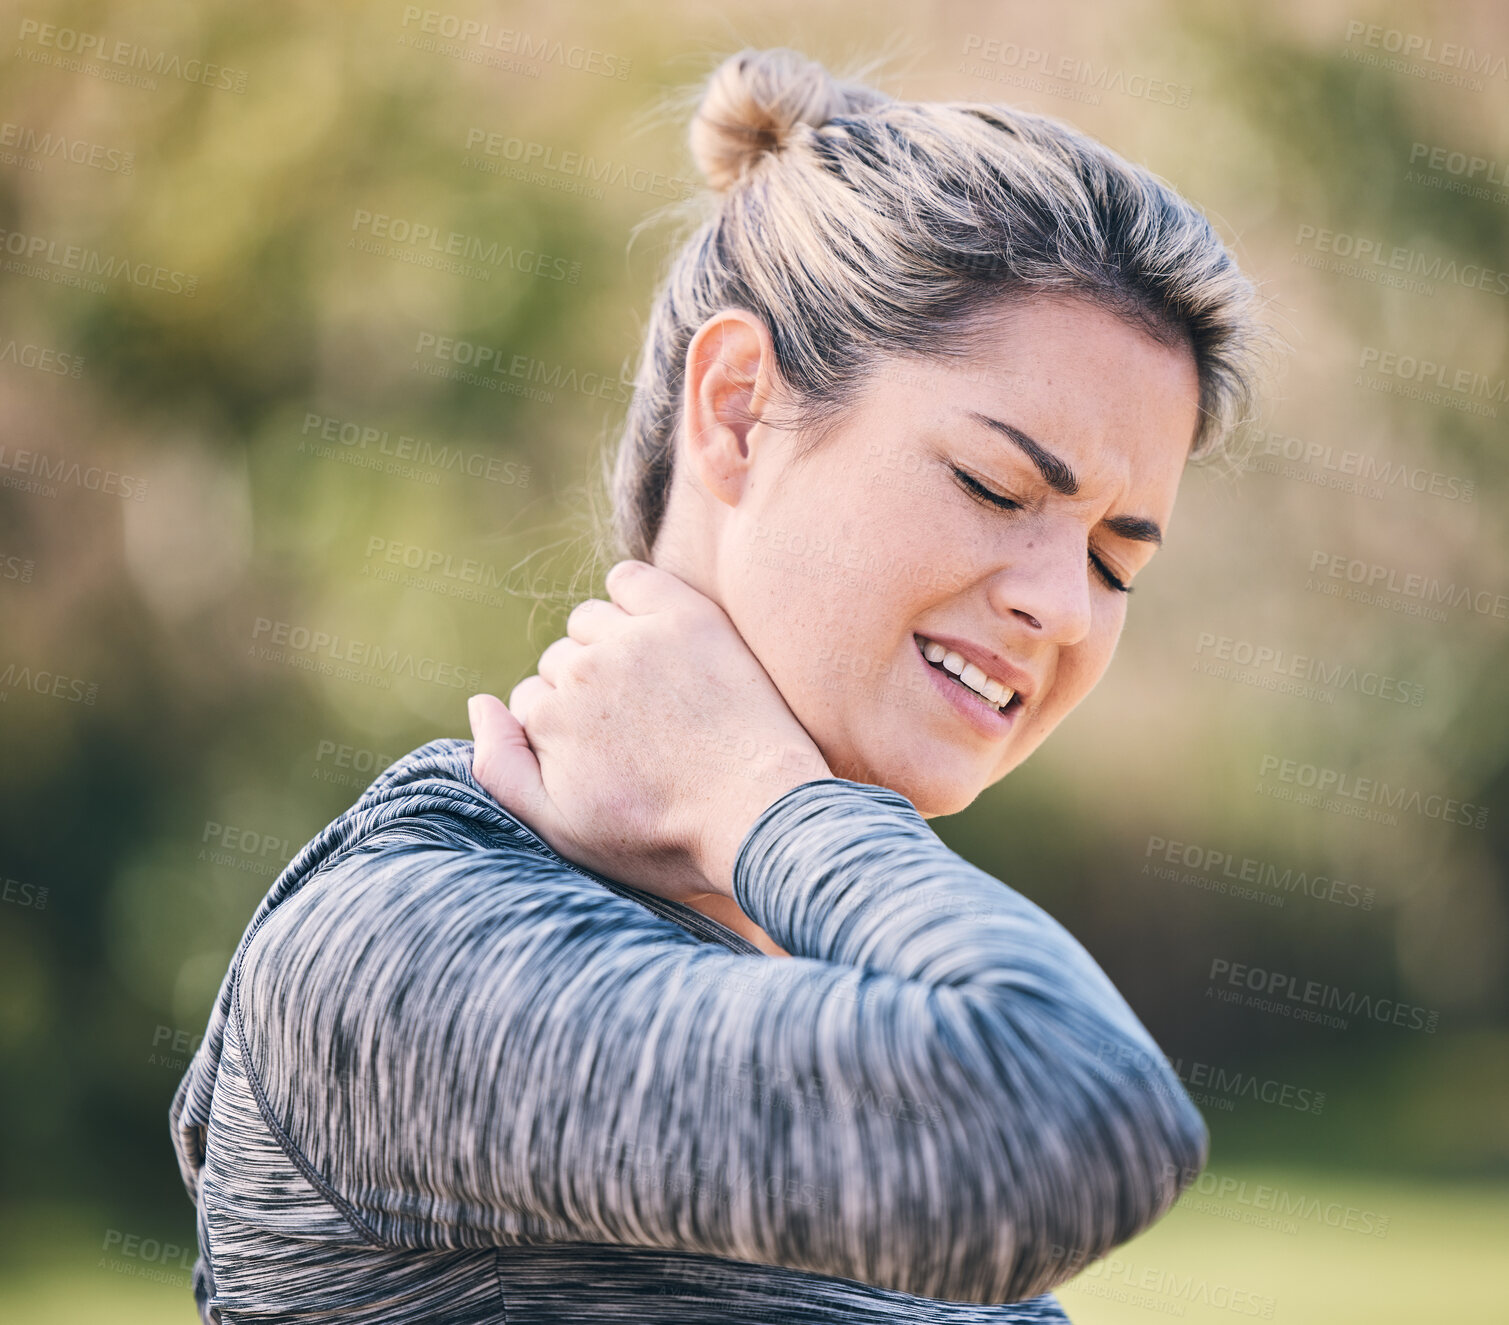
[
  {"x1": 906, "y1": 773, "x2": 985, "y2": 819},
  {"x1": 825, "y1": 741, "x2": 987, "y2": 819}
]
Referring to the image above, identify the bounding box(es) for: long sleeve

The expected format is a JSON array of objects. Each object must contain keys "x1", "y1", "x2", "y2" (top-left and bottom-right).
[{"x1": 234, "y1": 776, "x2": 1205, "y2": 1307}]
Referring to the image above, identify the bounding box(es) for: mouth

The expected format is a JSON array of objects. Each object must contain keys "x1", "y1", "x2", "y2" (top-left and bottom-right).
[{"x1": 913, "y1": 633, "x2": 1024, "y2": 726}]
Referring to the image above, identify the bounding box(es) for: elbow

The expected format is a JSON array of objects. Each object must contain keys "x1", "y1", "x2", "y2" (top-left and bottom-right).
[
  {"x1": 1083, "y1": 1026, "x2": 1210, "y2": 1218},
  {"x1": 1101, "y1": 1051, "x2": 1212, "y2": 1235},
  {"x1": 1118, "y1": 1055, "x2": 1211, "y2": 1221},
  {"x1": 1004, "y1": 1059, "x2": 1211, "y2": 1301},
  {"x1": 1167, "y1": 1089, "x2": 1211, "y2": 1188}
]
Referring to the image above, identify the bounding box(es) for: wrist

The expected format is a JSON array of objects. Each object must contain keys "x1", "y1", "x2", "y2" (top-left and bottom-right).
[{"x1": 696, "y1": 744, "x2": 832, "y2": 896}]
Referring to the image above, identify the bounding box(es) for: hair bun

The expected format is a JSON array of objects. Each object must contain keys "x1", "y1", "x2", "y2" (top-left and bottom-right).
[{"x1": 689, "y1": 47, "x2": 888, "y2": 193}]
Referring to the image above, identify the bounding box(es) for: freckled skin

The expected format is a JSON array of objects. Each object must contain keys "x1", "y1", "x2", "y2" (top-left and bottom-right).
[{"x1": 652, "y1": 293, "x2": 1202, "y2": 826}]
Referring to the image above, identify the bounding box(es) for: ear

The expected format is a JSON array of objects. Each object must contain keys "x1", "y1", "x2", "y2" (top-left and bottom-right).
[{"x1": 681, "y1": 308, "x2": 780, "y2": 508}]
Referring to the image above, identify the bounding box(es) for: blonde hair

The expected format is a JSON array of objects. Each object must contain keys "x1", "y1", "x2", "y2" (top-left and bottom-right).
[{"x1": 604, "y1": 47, "x2": 1275, "y2": 565}]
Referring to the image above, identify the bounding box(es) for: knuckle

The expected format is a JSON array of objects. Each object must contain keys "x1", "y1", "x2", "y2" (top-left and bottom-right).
[
  {"x1": 567, "y1": 598, "x2": 601, "y2": 629},
  {"x1": 555, "y1": 643, "x2": 586, "y2": 684}
]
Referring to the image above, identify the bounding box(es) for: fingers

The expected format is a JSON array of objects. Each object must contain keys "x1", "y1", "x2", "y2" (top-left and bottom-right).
[
  {"x1": 535, "y1": 635, "x2": 585, "y2": 688},
  {"x1": 566, "y1": 596, "x2": 627, "y2": 645},
  {"x1": 467, "y1": 691, "x2": 532, "y2": 786},
  {"x1": 468, "y1": 693, "x2": 517, "y2": 755},
  {"x1": 542, "y1": 595, "x2": 631, "y2": 685},
  {"x1": 527, "y1": 601, "x2": 622, "y2": 711},
  {"x1": 604, "y1": 558, "x2": 707, "y2": 617},
  {"x1": 507, "y1": 673, "x2": 553, "y2": 727},
  {"x1": 466, "y1": 693, "x2": 550, "y2": 831}
]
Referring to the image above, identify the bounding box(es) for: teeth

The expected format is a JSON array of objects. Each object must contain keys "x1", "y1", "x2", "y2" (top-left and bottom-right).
[{"x1": 916, "y1": 635, "x2": 1016, "y2": 710}]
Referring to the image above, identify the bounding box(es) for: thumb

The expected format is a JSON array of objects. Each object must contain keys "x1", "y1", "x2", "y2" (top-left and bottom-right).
[{"x1": 467, "y1": 693, "x2": 550, "y2": 832}]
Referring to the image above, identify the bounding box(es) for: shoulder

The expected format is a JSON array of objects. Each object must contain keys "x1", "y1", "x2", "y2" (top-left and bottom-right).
[
  {"x1": 343, "y1": 736, "x2": 556, "y2": 857},
  {"x1": 233, "y1": 737, "x2": 551, "y2": 1021},
  {"x1": 232, "y1": 816, "x2": 713, "y2": 1135},
  {"x1": 238, "y1": 762, "x2": 704, "y2": 1025}
]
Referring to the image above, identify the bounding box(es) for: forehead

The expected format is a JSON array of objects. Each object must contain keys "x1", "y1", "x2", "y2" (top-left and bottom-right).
[{"x1": 872, "y1": 293, "x2": 1202, "y2": 505}]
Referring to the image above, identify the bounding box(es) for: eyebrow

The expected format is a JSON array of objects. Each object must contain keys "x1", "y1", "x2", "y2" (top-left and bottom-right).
[{"x1": 963, "y1": 410, "x2": 1165, "y2": 547}]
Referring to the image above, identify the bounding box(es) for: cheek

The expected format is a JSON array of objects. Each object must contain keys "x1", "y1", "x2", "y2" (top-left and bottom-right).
[{"x1": 1052, "y1": 606, "x2": 1124, "y2": 709}]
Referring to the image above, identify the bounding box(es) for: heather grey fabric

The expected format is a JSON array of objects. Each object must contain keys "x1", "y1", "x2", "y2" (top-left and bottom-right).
[{"x1": 169, "y1": 737, "x2": 1205, "y2": 1322}]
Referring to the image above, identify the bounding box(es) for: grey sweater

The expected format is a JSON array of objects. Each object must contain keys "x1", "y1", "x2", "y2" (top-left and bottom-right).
[{"x1": 169, "y1": 737, "x2": 1206, "y2": 1323}]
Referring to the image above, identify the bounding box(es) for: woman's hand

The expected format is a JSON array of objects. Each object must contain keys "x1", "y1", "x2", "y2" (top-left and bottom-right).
[{"x1": 467, "y1": 559, "x2": 832, "y2": 902}]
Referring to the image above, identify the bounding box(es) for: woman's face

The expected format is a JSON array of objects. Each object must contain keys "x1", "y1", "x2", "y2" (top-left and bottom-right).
[{"x1": 657, "y1": 293, "x2": 1202, "y2": 818}]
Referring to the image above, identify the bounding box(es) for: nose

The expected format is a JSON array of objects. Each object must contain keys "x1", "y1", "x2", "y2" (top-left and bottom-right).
[{"x1": 984, "y1": 523, "x2": 1095, "y2": 646}]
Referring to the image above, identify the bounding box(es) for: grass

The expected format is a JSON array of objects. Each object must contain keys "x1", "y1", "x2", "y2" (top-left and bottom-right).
[
  {"x1": 1054, "y1": 1167, "x2": 1507, "y2": 1323},
  {"x1": 2, "y1": 1169, "x2": 1503, "y2": 1322}
]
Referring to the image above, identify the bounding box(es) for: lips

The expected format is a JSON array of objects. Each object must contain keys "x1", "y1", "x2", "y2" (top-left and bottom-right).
[
  {"x1": 913, "y1": 634, "x2": 1019, "y2": 735},
  {"x1": 915, "y1": 635, "x2": 1014, "y2": 710},
  {"x1": 912, "y1": 632, "x2": 1036, "y2": 708}
]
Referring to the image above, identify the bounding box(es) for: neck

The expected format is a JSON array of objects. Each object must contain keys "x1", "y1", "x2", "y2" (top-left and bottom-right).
[{"x1": 683, "y1": 892, "x2": 790, "y2": 957}]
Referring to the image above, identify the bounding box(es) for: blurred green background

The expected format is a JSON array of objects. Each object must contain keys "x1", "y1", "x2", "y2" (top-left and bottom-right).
[{"x1": 1, "y1": 1, "x2": 1506, "y2": 1320}]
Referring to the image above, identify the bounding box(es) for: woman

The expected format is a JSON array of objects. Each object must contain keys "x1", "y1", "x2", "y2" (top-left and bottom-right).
[{"x1": 170, "y1": 47, "x2": 1272, "y2": 1324}]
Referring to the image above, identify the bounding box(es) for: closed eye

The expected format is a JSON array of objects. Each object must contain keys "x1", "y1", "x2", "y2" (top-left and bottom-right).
[{"x1": 952, "y1": 466, "x2": 1134, "y2": 595}]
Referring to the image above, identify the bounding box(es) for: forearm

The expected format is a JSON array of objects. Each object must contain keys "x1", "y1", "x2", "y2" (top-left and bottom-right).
[
  {"x1": 239, "y1": 792, "x2": 1203, "y2": 1304},
  {"x1": 732, "y1": 778, "x2": 1208, "y2": 1289}
]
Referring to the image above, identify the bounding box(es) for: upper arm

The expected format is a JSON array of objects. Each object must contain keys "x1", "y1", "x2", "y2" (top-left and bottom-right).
[{"x1": 236, "y1": 809, "x2": 1204, "y2": 1304}]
